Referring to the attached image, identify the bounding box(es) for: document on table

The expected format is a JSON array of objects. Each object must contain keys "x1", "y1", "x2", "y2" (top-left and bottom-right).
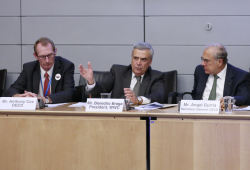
[
  {"x1": 233, "y1": 106, "x2": 250, "y2": 111},
  {"x1": 46, "y1": 103, "x2": 67, "y2": 108},
  {"x1": 68, "y1": 102, "x2": 86, "y2": 108},
  {"x1": 134, "y1": 102, "x2": 177, "y2": 111}
]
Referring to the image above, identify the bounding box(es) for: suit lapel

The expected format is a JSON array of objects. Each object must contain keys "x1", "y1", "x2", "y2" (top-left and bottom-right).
[
  {"x1": 223, "y1": 64, "x2": 233, "y2": 96},
  {"x1": 33, "y1": 62, "x2": 40, "y2": 94},
  {"x1": 122, "y1": 68, "x2": 132, "y2": 89},
  {"x1": 138, "y1": 68, "x2": 151, "y2": 96},
  {"x1": 51, "y1": 57, "x2": 60, "y2": 94}
]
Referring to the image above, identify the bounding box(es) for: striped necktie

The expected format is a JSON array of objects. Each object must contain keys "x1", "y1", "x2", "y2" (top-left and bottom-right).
[
  {"x1": 44, "y1": 72, "x2": 50, "y2": 96},
  {"x1": 133, "y1": 76, "x2": 141, "y2": 96}
]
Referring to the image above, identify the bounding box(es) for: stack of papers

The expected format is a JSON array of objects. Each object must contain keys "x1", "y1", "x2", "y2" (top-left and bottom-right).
[{"x1": 134, "y1": 102, "x2": 177, "y2": 111}]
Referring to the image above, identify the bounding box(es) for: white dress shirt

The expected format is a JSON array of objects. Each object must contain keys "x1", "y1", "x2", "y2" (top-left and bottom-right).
[
  {"x1": 202, "y1": 64, "x2": 227, "y2": 101},
  {"x1": 86, "y1": 72, "x2": 151, "y2": 104},
  {"x1": 38, "y1": 65, "x2": 54, "y2": 97}
]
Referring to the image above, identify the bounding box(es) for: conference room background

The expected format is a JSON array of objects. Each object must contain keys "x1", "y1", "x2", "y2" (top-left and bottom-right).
[{"x1": 1, "y1": 0, "x2": 250, "y2": 95}]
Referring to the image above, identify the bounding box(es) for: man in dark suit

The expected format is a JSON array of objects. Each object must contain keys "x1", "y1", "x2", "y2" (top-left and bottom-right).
[
  {"x1": 79, "y1": 42, "x2": 165, "y2": 104},
  {"x1": 192, "y1": 43, "x2": 250, "y2": 106},
  {"x1": 3, "y1": 37, "x2": 75, "y2": 104}
]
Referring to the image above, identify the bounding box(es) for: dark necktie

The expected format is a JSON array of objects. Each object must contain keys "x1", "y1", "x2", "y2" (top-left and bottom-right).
[
  {"x1": 133, "y1": 76, "x2": 141, "y2": 96},
  {"x1": 208, "y1": 75, "x2": 219, "y2": 100},
  {"x1": 44, "y1": 72, "x2": 50, "y2": 96}
]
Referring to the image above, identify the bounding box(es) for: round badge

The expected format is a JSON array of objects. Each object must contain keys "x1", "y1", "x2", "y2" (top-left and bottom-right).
[{"x1": 55, "y1": 73, "x2": 61, "y2": 81}]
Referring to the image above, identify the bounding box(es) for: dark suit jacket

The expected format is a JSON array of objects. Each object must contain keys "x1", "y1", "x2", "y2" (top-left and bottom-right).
[
  {"x1": 3, "y1": 56, "x2": 75, "y2": 103},
  {"x1": 192, "y1": 63, "x2": 250, "y2": 106},
  {"x1": 90, "y1": 64, "x2": 165, "y2": 103}
]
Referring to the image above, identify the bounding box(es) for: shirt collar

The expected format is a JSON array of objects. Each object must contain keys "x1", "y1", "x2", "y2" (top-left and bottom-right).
[
  {"x1": 132, "y1": 72, "x2": 145, "y2": 79},
  {"x1": 40, "y1": 64, "x2": 54, "y2": 78},
  {"x1": 211, "y1": 64, "x2": 227, "y2": 79}
]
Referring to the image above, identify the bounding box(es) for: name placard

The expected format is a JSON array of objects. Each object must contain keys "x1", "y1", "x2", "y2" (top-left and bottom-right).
[
  {"x1": 86, "y1": 99, "x2": 125, "y2": 112},
  {"x1": 0, "y1": 97, "x2": 37, "y2": 110},
  {"x1": 180, "y1": 100, "x2": 220, "y2": 114}
]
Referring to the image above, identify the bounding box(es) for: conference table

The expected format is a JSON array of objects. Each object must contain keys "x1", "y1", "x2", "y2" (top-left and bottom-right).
[{"x1": 0, "y1": 103, "x2": 250, "y2": 170}]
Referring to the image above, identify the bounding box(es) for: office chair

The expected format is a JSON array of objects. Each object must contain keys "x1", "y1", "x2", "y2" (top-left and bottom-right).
[
  {"x1": 0, "y1": 69, "x2": 7, "y2": 97},
  {"x1": 163, "y1": 70, "x2": 178, "y2": 104},
  {"x1": 72, "y1": 85, "x2": 83, "y2": 102}
]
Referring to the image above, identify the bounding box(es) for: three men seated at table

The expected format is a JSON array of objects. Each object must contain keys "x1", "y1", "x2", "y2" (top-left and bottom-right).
[
  {"x1": 3, "y1": 37, "x2": 75, "y2": 104},
  {"x1": 79, "y1": 42, "x2": 165, "y2": 105},
  {"x1": 3, "y1": 39, "x2": 250, "y2": 106},
  {"x1": 192, "y1": 43, "x2": 250, "y2": 106}
]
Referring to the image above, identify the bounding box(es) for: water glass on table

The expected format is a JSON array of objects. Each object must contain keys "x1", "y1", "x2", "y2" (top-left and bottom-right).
[{"x1": 224, "y1": 96, "x2": 235, "y2": 114}]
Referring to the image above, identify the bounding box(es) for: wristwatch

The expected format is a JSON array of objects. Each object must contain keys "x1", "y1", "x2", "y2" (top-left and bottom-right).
[
  {"x1": 137, "y1": 96, "x2": 143, "y2": 105},
  {"x1": 45, "y1": 97, "x2": 50, "y2": 104}
]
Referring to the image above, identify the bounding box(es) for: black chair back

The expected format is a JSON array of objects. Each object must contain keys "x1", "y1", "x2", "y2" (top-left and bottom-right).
[
  {"x1": 79, "y1": 71, "x2": 110, "y2": 102},
  {"x1": 0, "y1": 69, "x2": 7, "y2": 97},
  {"x1": 72, "y1": 85, "x2": 83, "y2": 102},
  {"x1": 79, "y1": 71, "x2": 110, "y2": 85},
  {"x1": 163, "y1": 70, "x2": 177, "y2": 103}
]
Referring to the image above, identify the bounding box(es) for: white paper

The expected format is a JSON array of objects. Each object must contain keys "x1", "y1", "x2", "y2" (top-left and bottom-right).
[
  {"x1": 134, "y1": 102, "x2": 166, "y2": 110},
  {"x1": 233, "y1": 106, "x2": 250, "y2": 111},
  {"x1": 46, "y1": 103, "x2": 67, "y2": 108},
  {"x1": 68, "y1": 102, "x2": 86, "y2": 108}
]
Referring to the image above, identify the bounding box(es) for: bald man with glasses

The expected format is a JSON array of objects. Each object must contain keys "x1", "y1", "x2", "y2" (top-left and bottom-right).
[
  {"x1": 3, "y1": 37, "x2": 75, "y2": 104},
  {"x1": 192, "y1": 43, "x2": 250, "y2": 107}
]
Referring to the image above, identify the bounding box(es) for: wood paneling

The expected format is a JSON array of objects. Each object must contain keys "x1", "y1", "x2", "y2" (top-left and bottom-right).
[
  {"x1": 151, "y1": 118, "x2": 250, "y2": 170},
  {"x1": 0, "y1": 116, "x2": 146, "y2": 170}
]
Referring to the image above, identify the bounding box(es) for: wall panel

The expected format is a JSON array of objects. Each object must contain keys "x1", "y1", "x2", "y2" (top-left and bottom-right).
[
  {"x1": 146, "y1": 16, "x2": 250, "y2": 45},
  {"x1": 0, "y1": 17, "x2": 21, "y2": 44},
  {"x1": 177, "y1": 75, "x2": 193, "y2": 93},
  {"x1": 0, "y1": 0, "x2": 20, "y2": 16},
  {"x1": 0, "y1": 45, "x2": 21, "y2": 72},
  {"x1": 22, "y1": 17, "x2": 143, "y2": 45},
  {"x1": 22, "y1": 0, "x2": 143, "y2": 16},
  {"x1": 150, "y1": 46, "x2": 202, "y2": 74},
  {"x1": 145, "y1": 0, "x2": 250, "y2": 15}
]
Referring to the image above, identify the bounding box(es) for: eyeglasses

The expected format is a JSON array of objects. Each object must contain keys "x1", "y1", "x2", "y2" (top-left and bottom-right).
[
  {"x1": 201, "y1": 56, "x2": 210, "y2": 64},
  {"x1": 37, "y1": 53, "x2": 55, "y2": 60}
]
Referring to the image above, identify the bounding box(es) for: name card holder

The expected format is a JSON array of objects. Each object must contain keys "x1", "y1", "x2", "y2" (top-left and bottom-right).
[
  {"x1": 86, "y1": 98, "x2": 127, "y2": 112},
  {"x1": 180, "y1": 100, "x2": 220, "y2": 114},
  {"x1": 0, "y1": 97, "x2": 38, "y2": 110}
]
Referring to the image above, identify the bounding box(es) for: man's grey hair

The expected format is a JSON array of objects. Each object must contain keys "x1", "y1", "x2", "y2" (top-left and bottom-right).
[
  {"x1": 132, "y1": 42, "x2": 154, "y2": 59},
  {"x1": 206, "y1": 43, "x2": 228, "y2": 64}
]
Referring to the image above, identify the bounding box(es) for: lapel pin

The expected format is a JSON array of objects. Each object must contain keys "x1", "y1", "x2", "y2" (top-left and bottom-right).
[{"x1": 55, "y1": 73, "x2": 61, "y2": 81}]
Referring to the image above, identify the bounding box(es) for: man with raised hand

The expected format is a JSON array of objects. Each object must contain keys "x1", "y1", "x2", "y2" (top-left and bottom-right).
[{"x1": 79, "y1": 42, "x2": 165, "y2": 105}]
